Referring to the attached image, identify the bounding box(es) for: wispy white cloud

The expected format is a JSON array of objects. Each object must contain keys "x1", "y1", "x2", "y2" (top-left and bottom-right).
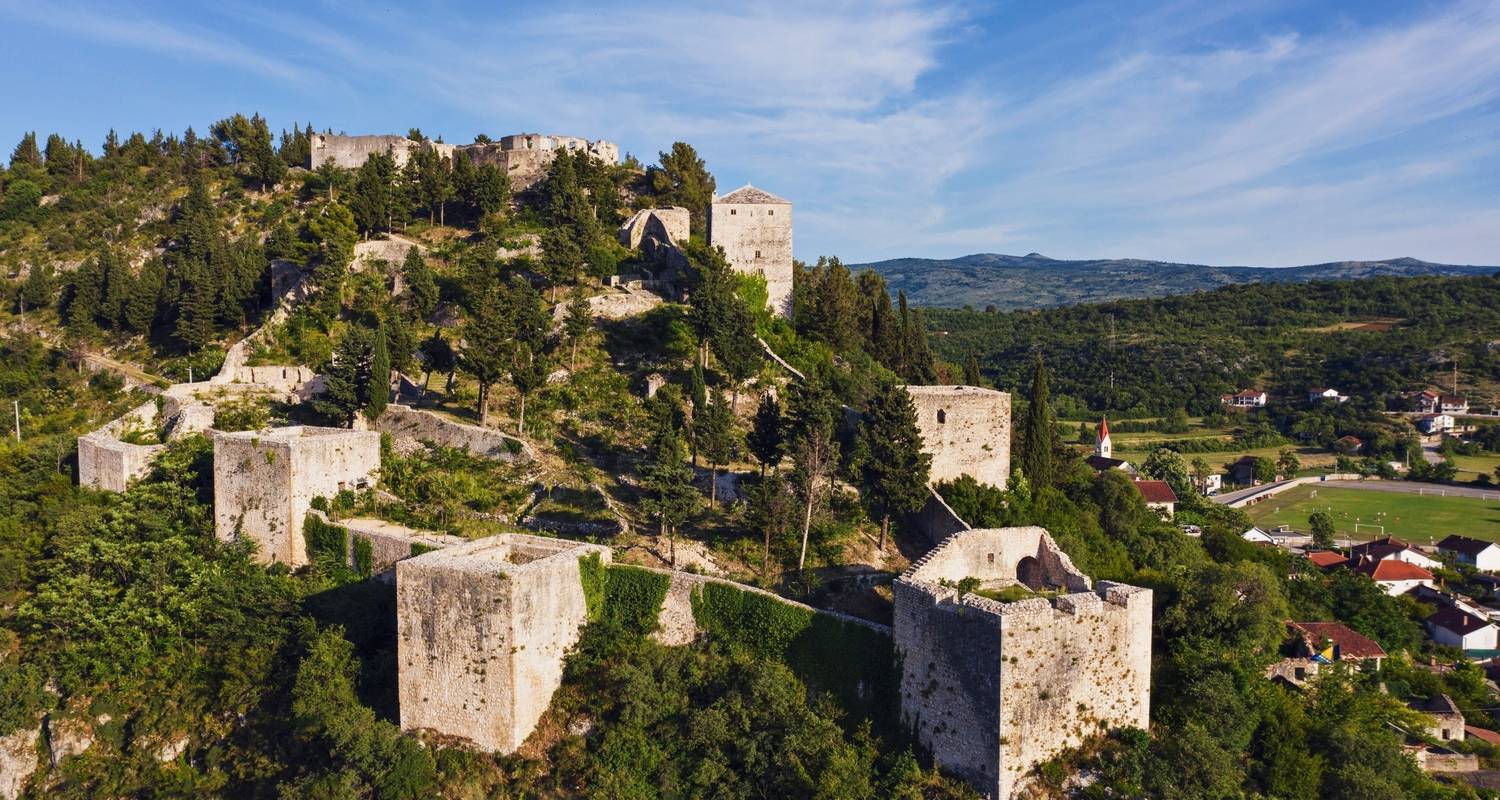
[{"x1": 0, "y1": 0, "x2": 315, "y2": 84}]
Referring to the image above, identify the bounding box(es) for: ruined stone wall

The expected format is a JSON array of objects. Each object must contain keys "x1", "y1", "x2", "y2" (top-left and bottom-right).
[
  {"x1": 647, "y1": 567, "x2": 889, "y2": 647},
  {"x1": 708, "y1": 200, "x2": 793, "y2": 316},
  {"x1": 911, "y1": 488, "x2": 972, "y2": 545},
  {"x1": 336, "y1": 516, "x2": 465, "y2": 580},
  {"x1": 376, "y1": 404, "x2": 531, "y2": 462},
  {"x1": 396, "y1": 536, "x2": 609, "y2": 752},
  {"x1": 995, "y1": 583, "x2": 1151, "y2": 798},
  {"x1": 309, "y1": 134, "x2": 417, "y2": 169},
  {"x1": 895, "y1": 527, "x2": 1152, "y2": 800},
  {"x1": 77, "y1": 400, "x2": 165, "y2": 491},
  {"x1": 905, "y1": 385, "x2": 1011, "y2": 490},
  {"x1": 213, "y1": 428, "x2": 380, "y2": 566},
  {"x1": 619, "y1": 207, "x2": 690, "y2": 250}
]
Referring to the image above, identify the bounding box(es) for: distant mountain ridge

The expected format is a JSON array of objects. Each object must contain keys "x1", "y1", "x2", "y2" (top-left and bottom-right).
[{"x1": 852, "y1": 253, "x2": 1499, "y2": 310}]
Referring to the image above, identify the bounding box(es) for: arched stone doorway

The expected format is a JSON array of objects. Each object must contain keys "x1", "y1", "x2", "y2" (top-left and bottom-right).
[{"x1": 1016, "y1": 556, "x2": 1044, "y2": 590}]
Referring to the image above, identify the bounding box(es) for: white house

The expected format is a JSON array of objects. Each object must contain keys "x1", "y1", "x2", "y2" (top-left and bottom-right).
[
  {"x1": 1222, "y1": 390, "x2": 1268, "y2": 407},
  {"x1": 1418, "y1": 414, "x2": 1456, "y2": 435},
  {"x1": 1440, "y1": 395, "x2": 1470, "y2": 414},
  {"x1": 1198, "y1": 473, "x2": 1222, "y2": 496},
  {"x1": 1353, "y1": 558, "x2": 1437, "y2": 596},
  {"x1": 1308, "y1": 387, "x2": 1347, "y2": 403},
  {"x1": 1348, "y1": 537, "x2": 1442, "y2": 570},
  {"x1": 1438, "y1": 535, "x2": 1500, "y2": 572},
  {"x1": 1428, "y1": 607, "x2": 1499, "y2": 650},
  {"x1": 1242, "y1": 527, "x2": 1275, "y2": 545}
]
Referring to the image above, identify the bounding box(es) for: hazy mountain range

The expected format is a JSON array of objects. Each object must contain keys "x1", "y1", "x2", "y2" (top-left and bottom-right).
[{"x1": 852, "y1": 254, "x2": 1499, "y2": 310}]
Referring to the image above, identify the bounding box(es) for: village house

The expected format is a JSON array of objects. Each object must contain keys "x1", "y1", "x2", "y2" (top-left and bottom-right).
[
  {"x1": 1308, "y1": 387, "x2": 1347, "y2": 403},
  {"x1": 1438, "y1": 535, "x2": 1500, "y2": 572},
  {"x1": 1222, "y1": 389, "x2": 1268, "y2": 408},
  {"x1": 1348, "y1": 536, "x2": 1442, "y2": 570},
  {"x1": 1306, "y1": 551, "x2": 1350, "y2": 570},
  {"x1": 1413, "y1": 695, "x2": 1467, "y2": 743},
  {"x1": 1133, "y1": 479, "x2": 1177, "y2": 518},
  {"x1": 1334, "y1": 435, "x2": 1364, "y2": 455},
  {"x1": 1440, "y1": 395, "x2": 1470, "y2": 414},
  {"x1": 1418, "y1": 414, "x2": 1455, "y2": 435},
  {"x1": 1427, "y1": 607, "x2": 1499, "y2": 651},
  {"x1": 1414, "y1": 390, "x2": 1442, "y2": 413},
  {"x1": 1352, "y1": 557, "x2": 1437, "y2": 596},
  {"x1": 1267, "y1": 621, "x2": 1387, "y2": 686},
  {"x1": 1197, "y1": 473, "x2": 1222, "y2": 495}
]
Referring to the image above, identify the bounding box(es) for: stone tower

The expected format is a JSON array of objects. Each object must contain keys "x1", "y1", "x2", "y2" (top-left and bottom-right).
[
  {"x1": 708, "y1": 185, "x2": 793, "y2": 316},
  {"x1": 212, "y1": 426, "x2": 381, "y2": 566},
  {"x1": 903, "y1": 385, "x2": 1012, "y2": 489},
  {"x1": 895, "y1": 526, "x2": 1153, "y2": 799}
]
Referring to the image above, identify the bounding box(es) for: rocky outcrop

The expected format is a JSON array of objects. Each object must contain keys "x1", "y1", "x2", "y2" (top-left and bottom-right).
[{"x1": 0, "y1": 726, "x2": 39, "y2": 800}]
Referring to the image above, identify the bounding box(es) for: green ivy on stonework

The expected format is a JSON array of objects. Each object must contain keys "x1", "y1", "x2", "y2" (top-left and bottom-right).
[
  {"x1": 602, "y1": 565, "x2": 670, "y2": 636},
  {"x1": 409, "y1": 542, "x2": 436, "y2": 557},
  {"x1": 303, "y1": 513, "x2": 347, "y2": 568},
  {"x1": 689, "y1": 581, "x2": 901, "y2": 734},
  {"x1": 353, "y1": 536, "x2": 373, "y2": 578},
  {"x1": 578, "y1": 553, "x2": 606, "y2": 622}
]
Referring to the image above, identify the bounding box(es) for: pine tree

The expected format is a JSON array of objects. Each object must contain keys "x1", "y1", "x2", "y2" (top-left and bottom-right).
[
  {"x1": 1021, "y1": 354, "x2": 1057, "y2": 488},
  {"x1": 459, "y1": 287, "x2": 512, "y2": 425},
  {"x1": 711, "y1": 302, "x2": 763, "y2": 411},
  {"x1": 648, "y1": 142, "x2": 715, "y2": 237},
  {"x1": 697, "y1": 389, "x2": 738, "y2": 508},
  {"x1": 245, "y1": 113, "x2": 286, "y2": 190},
  {"x1": 471, "y1": 163, "x2": 510, "y2": 218},
  {"x1": 9, "y1": 132, "x2": 41, "y2": 169},
  {"x1": 315, "y1": 327, "x2": 374, "y2": 427},
  {"x1": 385, "y1": 310, "x2": 415, "y2": 374},
  {"x1": 509, "y1": 342, "x2": 548, "y2": 437},
  {"x1": 563, "y1": 289, "x2": 591, "y2": 371},
  {"x1": 64, "y1": 259, "x2": 103, "y2": 337},
  {"x1": 688, "y1": 361, "x2": 707, "y2": 466},
  {"x1": 175, "y1": 263, "x2": 219, "y2": 351},
  {"x1": 351, "y1": 151, "x2": 397, "y2": 234},
  {"x1": 124, "y1": 258, "x2": 164, "y2": 332},
  {"x1": 787, "y1": 378, "x2": 840, "y2": 573},
  {"x1": 747, "y1": 472, "x2": 793, "y2": 580},
  {"x1": 857, "y1": 382, "x2": 932, "y2": 551},
  {"x1": 99, "y1": 250, "x2": 131, "y2": 330},
  {"x1": 641, "y1": 419, "x2": 698, "y2": 568},
  {"x1": 17, "y1": 263, "x2": 54, "y2": 317},
  {"x1": 747, "y1": 393, "x2": 785, "y2": 476},
  {"x1": 417, "y1": 330, "x2": 455, "y2": 404},
  {"x1": 401, "y1": 247, "x2": 438, "y2": 320}
]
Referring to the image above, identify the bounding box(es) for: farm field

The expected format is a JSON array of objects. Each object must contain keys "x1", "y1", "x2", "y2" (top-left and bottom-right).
[
  {"x1": 1113, "y1": 444, "x2": 1336, "y2": 475},
  {"x1": 1452, "y1": 453, "x2": 1500, "y2": 483},
  {"x1": 1246, "y1": 485, "x2": 1500, "y2": 546}
]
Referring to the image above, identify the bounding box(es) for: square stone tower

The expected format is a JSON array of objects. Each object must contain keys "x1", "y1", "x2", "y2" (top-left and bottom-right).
[
  {"x1": 903, "y1": 385, "x2": 1011, "y2": 489},
  {"x1": 894, "y1": 527, "x2": 1152, "y2": 799},
  {"x1": 212, "y1": 426, "x2": 381, "y2": 566},
  {"x1": 708, "y1": 185, "x2": 793, "y2": 316},
  {"x1": 396, "y1": 535, "x2": 610, "y2": 752}
]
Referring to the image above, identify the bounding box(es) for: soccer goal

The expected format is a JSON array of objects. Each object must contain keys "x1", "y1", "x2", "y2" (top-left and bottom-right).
[{"x1": 1354, "y1": 523, "x2": 1385, "y2": 538}]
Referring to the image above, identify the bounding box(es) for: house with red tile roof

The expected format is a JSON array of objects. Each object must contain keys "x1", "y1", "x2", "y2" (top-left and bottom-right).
[
  {"x1": 1352, "y1": 557, "x2": 1436, "y2": 596},
  {"x1": 1133, "y1": 479, "x2": 1177, "y2": 518},
  {"x1": 1306, "y1": 551, "x2": 1349, "y2": 569}
]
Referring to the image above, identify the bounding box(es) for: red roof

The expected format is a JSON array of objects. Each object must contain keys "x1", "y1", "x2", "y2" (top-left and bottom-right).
[
  {"x1": 1306, "y1": 551, "x2": 1349, "y2": 569},
  {"x1": 1467, "y1": 726, "x2": 1500, "y2": 745},
  {"x1": 1352, "y1": 558, "x2": 1434, "y2": 582},
  {"x1": 1133, "y1": 479, "x2": 1178, "y2": 504},
  {"x1": 1098, "y1": 416, "x2": 1110, "y2": 439},
  {"x1": 1288, "y1": 621, "x2": 1387, "y2": 660}
]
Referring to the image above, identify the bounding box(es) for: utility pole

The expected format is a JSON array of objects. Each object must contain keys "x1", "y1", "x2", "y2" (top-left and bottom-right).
[{"x1": 188, "y1": 367, "x2": 194, "y2": 384}]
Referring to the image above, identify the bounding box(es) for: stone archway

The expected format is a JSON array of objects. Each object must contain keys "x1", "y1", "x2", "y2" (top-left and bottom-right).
[{"x1": 1016, "y1": 556, "x2": 1044, "y2": 590}]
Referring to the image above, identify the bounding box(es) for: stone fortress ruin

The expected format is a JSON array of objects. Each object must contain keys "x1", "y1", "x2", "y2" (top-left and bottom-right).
[
  {"x1": 895, "y1": 527, "x2": 1153, "y2": 799},
  {"x1": 213, "y1": 426, "x2": 381, "y2": 566},
  {"x1": 66, "y1": 147, "x2": 1145, "y2": 798},
  {"x1": 308, "y1": 132, "x2": 619, "y2": 192}
]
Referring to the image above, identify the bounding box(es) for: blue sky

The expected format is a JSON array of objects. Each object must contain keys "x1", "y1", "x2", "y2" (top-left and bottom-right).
[{"x1": 2, "y1": 0, "x2": 1498, "y2": 266}]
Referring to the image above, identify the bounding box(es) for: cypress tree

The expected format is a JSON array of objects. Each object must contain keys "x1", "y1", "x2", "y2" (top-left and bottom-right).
[
  {"x1": 747, "y1": 392, "x2": 784, "y2": 476},
  {"x1": 366, "y1": 324, "x2": 391, "y2": 421},
  {"x1": 401, "y1": 246, "x2": 438, "y2": 320},
  {"x1": 1021, "y1": 354, "x2": 1056, "y2": 487}
]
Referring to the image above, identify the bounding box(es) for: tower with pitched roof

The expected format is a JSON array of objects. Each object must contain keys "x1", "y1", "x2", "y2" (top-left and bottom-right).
[{"x1": 708, "y1": 184, "x2": 793, "y2": 316}]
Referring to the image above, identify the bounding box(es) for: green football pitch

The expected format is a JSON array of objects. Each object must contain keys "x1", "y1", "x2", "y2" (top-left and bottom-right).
[{"x1": 1245, "y1": 485, "x2": 1500, "y2": 545}]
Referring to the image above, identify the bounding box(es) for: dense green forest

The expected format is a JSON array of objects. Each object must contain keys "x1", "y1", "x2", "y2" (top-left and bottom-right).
[
  {"x1": 3, "y1": 117, "x2": 1499, "y2": 799},
  {"x1": 925, "y1": 275, "x2": 1500, "y2": 416}
]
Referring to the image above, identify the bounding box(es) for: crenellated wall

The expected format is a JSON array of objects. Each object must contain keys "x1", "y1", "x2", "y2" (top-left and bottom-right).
[{"x1": 894, "y1": 527, "x2": 1152, "y2": 800}]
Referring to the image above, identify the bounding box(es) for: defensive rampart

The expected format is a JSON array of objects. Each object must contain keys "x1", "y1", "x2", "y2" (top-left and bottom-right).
[
  {"x1": 894, "y1": 527, "x2": 1152, "y2": 799},
  {"x1": 375, "y1": 404, "x2": 532, "y2": 462}
]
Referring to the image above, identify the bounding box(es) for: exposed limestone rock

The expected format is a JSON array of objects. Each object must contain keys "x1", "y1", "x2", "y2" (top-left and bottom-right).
[{"x1": 0, "y1": 726, "x2": 39, "y2": 800}]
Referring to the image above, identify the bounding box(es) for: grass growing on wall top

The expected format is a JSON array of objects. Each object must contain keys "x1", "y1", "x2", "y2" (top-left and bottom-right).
[
  {"x1": 578, "y1": 552, "x2": 606, "y2": 622},
  {"x1": 689, "y1": 581, "x2": 899, "y2": 732}
]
